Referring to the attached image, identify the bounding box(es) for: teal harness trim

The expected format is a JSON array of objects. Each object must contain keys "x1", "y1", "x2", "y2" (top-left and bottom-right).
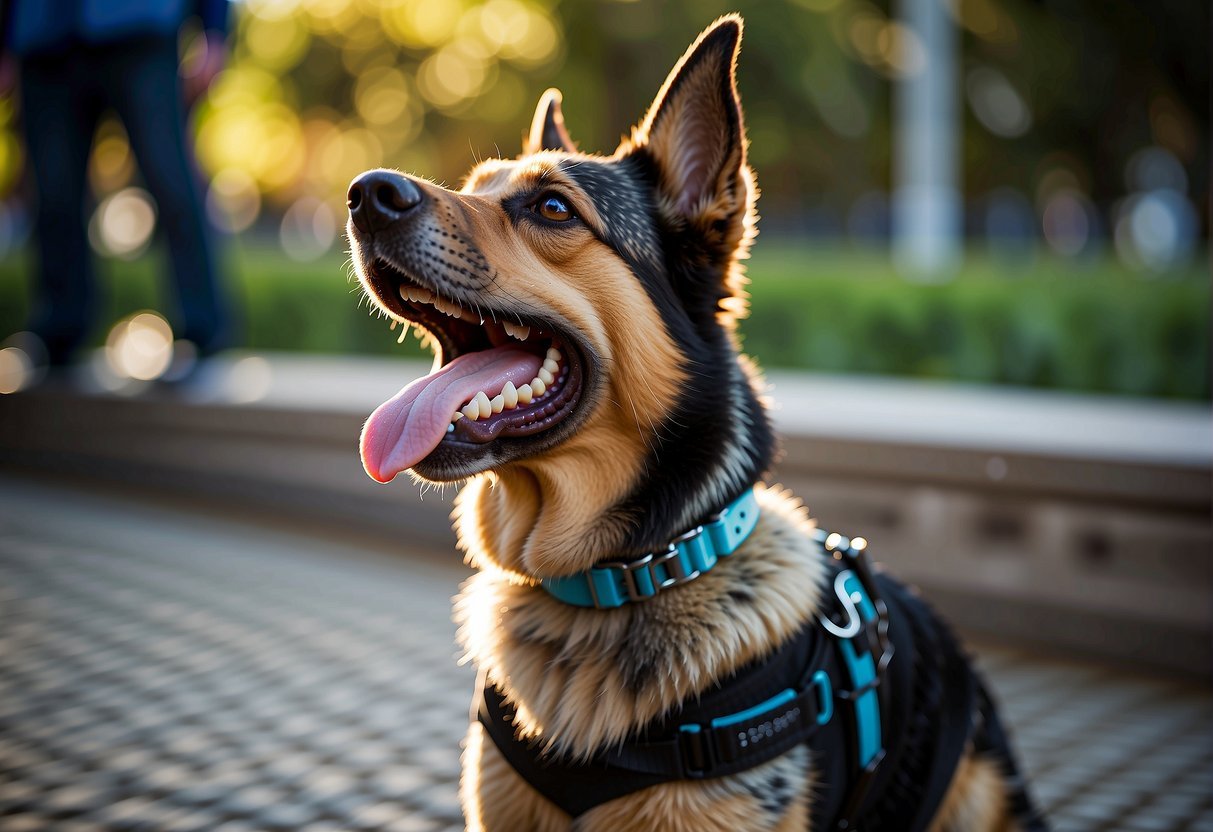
[
  {"x1": 835, "y1": 571, "x2": 882, "y2": 767},
  {"x1": 482, "y1": 521, "x2": 916, "y2": 827},
  {"x1": 541, "y1": 488, "x2": 761, "y2": 609}
]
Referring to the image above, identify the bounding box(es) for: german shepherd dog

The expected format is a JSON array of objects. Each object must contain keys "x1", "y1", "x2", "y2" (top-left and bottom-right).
[{"x1": 347, "y1": 16, "x2": 1041, "y2": 831}]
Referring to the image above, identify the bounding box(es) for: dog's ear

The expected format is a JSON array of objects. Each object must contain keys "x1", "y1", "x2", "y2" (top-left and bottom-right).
[
  {"x1": 626, "y1": 16, "x2": 749, "y2": 238},
  {"x1": 524, "y1": 88, "x2": 577, "y2": 154}
]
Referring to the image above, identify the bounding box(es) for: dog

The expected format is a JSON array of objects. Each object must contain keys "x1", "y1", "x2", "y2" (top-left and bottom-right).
[{"x1": 346, "y1": 15, "x2": 1045, "y2": 831}]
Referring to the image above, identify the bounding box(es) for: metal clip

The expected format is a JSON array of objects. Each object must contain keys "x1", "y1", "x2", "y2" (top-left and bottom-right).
[
  {"x1": 598, "y1": 553, "x2": 657, "y2": 604},
  {"x1": 819, "y1": 570, "x2": 864, "y2": 639},
  {"x1": 651, "y1": 544, "x2": 701, "y2": 591}
]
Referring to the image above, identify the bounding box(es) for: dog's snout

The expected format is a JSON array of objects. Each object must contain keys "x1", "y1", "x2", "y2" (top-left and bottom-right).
[{"x1": 348, "y1": 170, "x2": 424, "y2": 234}]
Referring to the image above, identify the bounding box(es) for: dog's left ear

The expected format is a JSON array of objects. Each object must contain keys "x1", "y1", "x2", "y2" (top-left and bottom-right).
[
  {"x1": 524, "y1": 88, "x2": 577, "y2": 154},
  {"x1": 626, "y1": 15, "x2": 749, "y2": 241}
]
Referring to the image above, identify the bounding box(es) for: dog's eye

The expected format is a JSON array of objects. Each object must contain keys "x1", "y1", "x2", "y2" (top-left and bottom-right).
[{"x1": 535, "y1": 195, "x2": 574, "y2": 222}]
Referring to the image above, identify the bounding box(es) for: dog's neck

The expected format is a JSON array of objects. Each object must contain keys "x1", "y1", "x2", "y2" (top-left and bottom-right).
[
  {"x1": 455, "y1": 343, "x2": 774, "y2": 581},
  {"x1": 455, "y1": 484, "x2": 826, "y2": 758}
]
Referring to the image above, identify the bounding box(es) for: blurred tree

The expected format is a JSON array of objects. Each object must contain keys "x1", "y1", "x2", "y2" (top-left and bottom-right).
[{"x1": 0, "y1": 0, "x2": 1205, "y2": 248}]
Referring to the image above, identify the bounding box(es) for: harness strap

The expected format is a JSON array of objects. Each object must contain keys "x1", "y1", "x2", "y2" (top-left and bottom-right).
[
  {"x1": 477, "y1": 529, "x2": 984, "y2": 828},
  {"x1": 478, "y1": 620, "x2": 836, "y2": 818}
]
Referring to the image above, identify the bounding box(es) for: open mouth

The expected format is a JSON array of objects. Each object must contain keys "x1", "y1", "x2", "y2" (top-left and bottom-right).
[{"x1": 359, "y1": 259, "x2": 588, "y2": 483}]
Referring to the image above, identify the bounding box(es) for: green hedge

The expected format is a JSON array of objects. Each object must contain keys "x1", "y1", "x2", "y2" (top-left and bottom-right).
[{"x1": 0, "y1": 242, "x2": 1207, "y2": 399}]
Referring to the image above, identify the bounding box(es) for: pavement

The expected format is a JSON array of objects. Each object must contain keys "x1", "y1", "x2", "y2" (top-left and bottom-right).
[{"x1": 0, "y1": 473, "x2": 1210, "y2": 832}]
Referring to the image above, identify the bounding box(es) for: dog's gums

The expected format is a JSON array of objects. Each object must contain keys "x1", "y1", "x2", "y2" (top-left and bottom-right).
[{"x1": 358, "y1": 260, "x2": 586, "y2": 483}]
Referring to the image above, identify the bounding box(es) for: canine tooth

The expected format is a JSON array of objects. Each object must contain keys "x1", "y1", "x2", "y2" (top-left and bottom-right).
[
  {"x1": 461, "y1": 402, "x2": 479, "y2": 420},
  {"x1": 516, "y1": 384, "x2": 533, "y2": 404},
  {"x1": 474, "y1": 391, "x2": 491, "y2": 418},
  {"x1": 542, "y1": 358, "x2": 558, "y2": 374},
  {"x1": 503, "y1": 322, "x2": 531, "y2": 341},
  {"x1": 452, "y1": 411, "x2": 464, "y2": 421},
  {"x1": 396, "y1": 321, "x2": 411, "y2": 344},
  {"x1": 538, "y1": 368, "x2": 554, "y2": 385},
  {"x1": 502, "y1": 382, "x2": 518, "y2": 409},
  {"x1": 490, "y1": 394, "x2": 505, "y2": 413},
  {"x1": 531, "y1": 377, "x2": 546, "y2": 396},
  {"x1": 546, "y1": 347, "x2": 561, "y2": 362}
]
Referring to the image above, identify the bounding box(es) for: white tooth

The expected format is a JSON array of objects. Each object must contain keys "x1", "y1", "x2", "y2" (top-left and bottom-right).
[
  {"x1": 452, "y1": 411, "x2": 464, "y2": 421},
  {"x1": 474, "y1": 391, "x2": 491, "y2": 418},
  {"x1": 396, "y1": 321, "x2": 410, "y2": 344},
  {"x1": 490, "y1": 394, "x2": 505, "y2": 413},
  {"x1": 542, "y1": 358, "x2": 558, "y2": 374},
  {"x1": 432, "y1": 297, "x2": 463, "y2": 317},
  {"x1": 390, "y1": 320, "x2": 398, "y2": 331},
  {"x1": 461, "y1": 402, "x2": 479, "y2": 420},
  {"x1": 516, "y1": 384, "x2": 533, "y2": 404},
  {"x1": 546, "y1": 347, "x2": 561, "y2": 362},
  {"x1": 531, "y1": 377, "x2": 546, "y2": 396},
  {"x1": 502, "y1": 382, "x2": 518, "y2": 409},
  {"x1": 406, "y1": 286, "x2": 434, "y2": 303},
  {"x1": 538, "y1": 368, "x2": 554, "y2": 385},
  {"x1": 503, "y1": 322, "x2": 531, "y2": 341}
]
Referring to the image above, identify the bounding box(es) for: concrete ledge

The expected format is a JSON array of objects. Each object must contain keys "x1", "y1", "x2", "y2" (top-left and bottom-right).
[{"x1": 1, "y1": 353, "x2": 1209, "y2": 676}]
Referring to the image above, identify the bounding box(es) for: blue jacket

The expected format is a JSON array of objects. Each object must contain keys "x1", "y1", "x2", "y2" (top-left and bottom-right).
[{"x1": 2, "y1": 0, "x2": 229, "y2": 56}]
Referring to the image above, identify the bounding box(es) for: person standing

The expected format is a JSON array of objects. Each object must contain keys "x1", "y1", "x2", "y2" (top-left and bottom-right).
[{"x1": 0, "y1": 0, "x2": 232, "y2": 370}]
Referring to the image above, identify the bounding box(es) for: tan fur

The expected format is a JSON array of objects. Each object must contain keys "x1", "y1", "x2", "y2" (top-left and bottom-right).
[
  {"x1": 352, "y1": 14, "x2": 1024, "y2": 831},
  {"x1": 456, "y1": 485, "x2": 825, "y2": 756},
  {"x1": 930, "y1": 750, "x2": 1018, "y2": 832},
  {"x1": 463, "y1": 720, "x2": 815, "y2": 832},
  {"x1": 369, "y1": 157, "x2": 689, "y2": 578}
]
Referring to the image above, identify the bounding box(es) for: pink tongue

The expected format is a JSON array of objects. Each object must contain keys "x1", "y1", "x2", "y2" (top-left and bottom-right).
[{"x1": 360, "y1": 346, "x2": 543, "y2": 483}]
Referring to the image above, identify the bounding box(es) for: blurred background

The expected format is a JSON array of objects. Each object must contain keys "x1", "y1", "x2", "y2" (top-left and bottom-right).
[
  {"x1": 0, "y1": 0, "x2": 1207, "y2": 396},
  {"x1": 0, "y1": 1, "x2": 1209, "y2": 831}
]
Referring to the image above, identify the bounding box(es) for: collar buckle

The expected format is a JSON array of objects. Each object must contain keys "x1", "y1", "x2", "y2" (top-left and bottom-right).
[
  {"x1": 543, "y1": 488, "x2": 761, "y2": 609},
  {"x1": 596, "y1": 552, "x2": 656, "y2": 606},
  {"x1": 592, "y1": 532, "x2": 704, "y2": 608}
]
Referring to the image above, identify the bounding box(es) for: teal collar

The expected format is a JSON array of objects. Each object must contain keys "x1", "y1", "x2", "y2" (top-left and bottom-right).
[{"x1": 541, "y1": 488, "x2": 761, "y2": 609}]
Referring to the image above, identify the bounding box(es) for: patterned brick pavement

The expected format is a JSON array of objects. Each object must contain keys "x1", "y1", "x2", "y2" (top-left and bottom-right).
[{"x1": 0, "y1": 474, "x2": 1209, "y2": 831}]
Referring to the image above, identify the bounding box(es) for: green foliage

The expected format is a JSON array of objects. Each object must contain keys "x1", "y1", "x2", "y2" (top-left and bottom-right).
[
  {"x1": 0, "y1": 243, "x2": 1206, "y2": 399},
  {"x1": 739, "y1": 245, "x2": 1210, "y2": 399}
]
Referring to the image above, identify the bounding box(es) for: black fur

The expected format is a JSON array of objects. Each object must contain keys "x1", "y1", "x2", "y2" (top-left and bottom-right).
[{"x1": 558, "y1": 150, "x2": 775, "y2": 556}]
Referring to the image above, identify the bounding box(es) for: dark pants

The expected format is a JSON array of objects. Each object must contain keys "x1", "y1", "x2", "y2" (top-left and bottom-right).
[{"x1": 19, "y1": 35, "x2": 230, "y2": 363}]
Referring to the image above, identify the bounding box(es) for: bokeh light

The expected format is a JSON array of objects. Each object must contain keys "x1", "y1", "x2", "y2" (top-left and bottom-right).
[
  {"x1": 966, "y1": 66, "x2": 1032, "y2": 138},
  {"x1": 0, "y1": 345, "x2": 33, "y2": 394},
  {"x1": 88, "y1": 188, "x2": 158, "y2": 259},
  {"x1": 1115, "y1": 190, "x2": 1198, "y2": 273},
  {"x1": 105, "y1": 311, "x2": 175, "y2": 382},
  {"x1": 1041, "y1": 189, "x2": 1095, "y2": 258},
  {"x1": 206, "y1": 168, "x2": 263, "y2": 233},
  {"x1": 280, "y1": 196, "x2": 338, "y2": 260},
  {"x1": 228, "y1": 355, "x2": 274, "y2": 403}
]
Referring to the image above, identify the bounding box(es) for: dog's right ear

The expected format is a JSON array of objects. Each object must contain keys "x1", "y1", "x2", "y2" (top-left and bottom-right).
[
  {"x1": 624, "y1": 16, "x2": 748, "y2": 237},
  {"x1": 524, "y1": 88, "x2": 577, "y2": 154}
]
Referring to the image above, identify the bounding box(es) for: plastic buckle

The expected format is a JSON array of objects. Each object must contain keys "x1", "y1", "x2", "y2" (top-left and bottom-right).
[{"x1": 678, "y1": 725, "x2": 716, "y2": 779}]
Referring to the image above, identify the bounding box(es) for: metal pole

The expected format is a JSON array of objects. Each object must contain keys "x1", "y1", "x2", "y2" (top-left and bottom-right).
[{"x1": 893, "y1": 0, "x2": 961, "y2": 279}]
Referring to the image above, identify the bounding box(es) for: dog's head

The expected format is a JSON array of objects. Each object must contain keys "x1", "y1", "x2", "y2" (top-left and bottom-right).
[{"x1": 348, "y1": 16, "x2": 774, "y2": 574}]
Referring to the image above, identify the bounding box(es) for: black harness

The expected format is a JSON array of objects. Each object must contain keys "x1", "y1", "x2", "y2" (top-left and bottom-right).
[{"x1": 478, "y1": 530, "x2": 1048, "y2": 830}]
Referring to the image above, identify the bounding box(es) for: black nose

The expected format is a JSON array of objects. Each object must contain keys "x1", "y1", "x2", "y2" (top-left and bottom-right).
[{"x1": 347, "y1": 170, "x2": 424, "y2": 234}]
